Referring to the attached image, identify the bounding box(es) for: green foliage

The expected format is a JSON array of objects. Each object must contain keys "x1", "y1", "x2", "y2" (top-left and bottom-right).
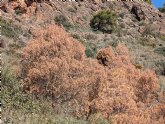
[
  {"x1": 72, "y1": 33, "x2": 81, "y2": 40},
  {"x1": 15, "y1": 7, "x2": 26, "y2": 15},
  {"x1": 138, "y1": 21, "x2": 145, "y2": 26},
  {"x1": 88, "y1": 113, "x2": 111, "y2": 124},
  {"x1": 85, "y1": 46, "x2": 96, "y2": 58},
  {"x1": 90, "y1": 10, "x2": 117, "y2": 33},
  {"x1": 0, "y1": 17, "x2": 22, "y2": 40},
  {"x1": 145, "y1": 0, "x2": 151, "y2": 4},
  {"x1": 158, "y1": 3, "x2": 165, "y2": 13},
  {"x1": 3, "y1": 111, "x2": 89, "y2": 124},
  {"x1": 54, "y1": 15, "x2": 73, "y2": 31},
  {"x1": 155, "y1": 60, "x2": 165, "y2": 76},
  {"x1": 2, "y1": 65, "x2": 89, "y2": 123},
  {"x1": 138, "y1": 37, "x2": 156, "y2": 47},
  {"x1": 85, "y1": 42, "x2": 97, "y2": 58},
  {"x1": 52, "y1": 116, "x2": 88, "y2": 124},
  {"x1": 158, "y1": 34, "x2": 165, "y2": 41},
  {"x1": 1, "y1": 65, "x2": 40, "y2": 112},
  {"x1": 154, "y1": 47, "x2": 165, "y2": 56}
]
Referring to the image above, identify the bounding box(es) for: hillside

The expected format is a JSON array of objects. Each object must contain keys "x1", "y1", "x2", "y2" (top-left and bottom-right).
[{"x1": 1, "y1": 0, "x2": 165, "y2": 124}]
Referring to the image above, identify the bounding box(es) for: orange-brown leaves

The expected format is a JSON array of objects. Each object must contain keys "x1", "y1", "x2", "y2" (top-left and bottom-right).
[{"x1": 21, "y1": 24, "x2": 164, "y2": 122}]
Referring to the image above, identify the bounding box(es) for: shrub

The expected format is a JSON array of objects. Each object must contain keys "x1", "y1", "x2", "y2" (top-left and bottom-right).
[
  {"x1": 71, "y1": 33, "x2": 84, "y2": 43},
  {"x1": 155, "y1": 60, "x2": 165, "y2": 76},
  {"x1": 0, "y1": 17, "x2": 22, "y2": 40},
  {"x1": 90, "y1": 10, "x2": 117, "y2": 33},
  {"x1": 138, "y1": 21, "x2": 145, "y2": 26},
  {"x1": 54, "y1": 15, "x2": 73, "y2": 31},
  {"x1": 21, "y1": 24, "x2": 163, "y2": 123},
  {"x1": 158, "y1": 3, "x2": 165, "y2": 13},
  {"x1": 2, "y1": 64, "x2": 88, "y2": 123},
  {"x1": 15, "y1": 6, "x2": 27, "y2": 15},
  {"x1": 1, "y1": 65, "x2": 42, "y2": 113},
  {"x1": 154, "y1": 47, "x2": 165, "y2": 56},
  {"x1": 88, "y1": 113, "x2": 110, "y2": 124},
  {"x1": 157, "y1": 33, "x2": 165, "y2": 41},
  {"x1": 85, "y1": 46, "x2": 96, "y2": 58},
  {"x1": 145, "y1": 0, "x2": 151, "y2": 4},
  {"x1": 138, "y1": 37, "x2": 156, "y2": 47}
]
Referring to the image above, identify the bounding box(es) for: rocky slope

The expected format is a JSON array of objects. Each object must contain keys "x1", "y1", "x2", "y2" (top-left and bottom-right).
[
  {"x1": 1, "y1": 0, "x2": 165, "y2": 123},
  {"x1": 1, "y1": 0, "x2": 165, "y2": 74}
]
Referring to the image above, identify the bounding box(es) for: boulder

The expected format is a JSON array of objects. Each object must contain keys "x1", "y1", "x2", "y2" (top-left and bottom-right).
[{"x1": 131, "y1": 4, "x2": 146, "y2": 21}]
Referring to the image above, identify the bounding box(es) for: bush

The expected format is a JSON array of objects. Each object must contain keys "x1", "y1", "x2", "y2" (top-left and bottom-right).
[
  {"x1": 90, "y1": 10, "x2": 117, "y2": 33},
  {"x1": 1, "y1": 65, "x2": 41, "y2": 112},
  {"x1": 157, "y1": 33, "x2": 165, "y2": 41},
  {"x1": 15, "y1": 6, "x2": 27, "y2": 15},
  {"x1": 21, "y1": 24, "x2": 164, "y2": 123},
  {"x1": 85, "y1": 46, "x2": 96, "y2": 58},
  {"x1": 145, "y1": 0, "x2": 151, "y2": 4},
  {"x1": 158, "y1": 3, "x2": 165, "y2": 13},
  {"x1": 88, "y1": 113, "x2": 110, "y2": 124},
  {"x1": 0, "y1": 17, "x2": 22, "y2": 40},
  {"x1": 138, "y1": 37, "x2": 156, "y2": 47},
  {"x1": 154, "y1": 47, "x2": 165, "y2": 56},
  {"x1": 2, "y1": 64, "x2": 88, "y2": 123},
  {"x1": 71, "y1": 33, "x2": 84, "y2": 43},
  {"x1": 155, "y1": 60, "x2": 165, "y2": 76},
  {"x1": 54, "y1": 15, "x2": 73, "y2": 31}
]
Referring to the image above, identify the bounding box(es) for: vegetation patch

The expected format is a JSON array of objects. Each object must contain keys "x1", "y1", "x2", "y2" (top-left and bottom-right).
[
  {"x1": 15, "y1": 6, "x2": 27, "y2": 15},
  {"x1": 154, "y1": 47, "x2": 165, "y2": 56},
  {"x1": 155, "y1": 60, "x2": 165, "y2": 76},
  {"x1": 90, "y1": 10, "x2": 117, "y2": 33},
  {"x1": 157, "y1": 33, "x2": 165, "y2": 41},
  {"x1": 85, "y1": 46, "x2": 96, "y2": 58},
  {"x1": 158, "y1": 3, "x2": 165, "y2": 13},
  {"x1": 141, "y1": 25, "x2": 154, "y2": 37},
  {"x1": 138, "y1": 37, "x2": 156, "y2": 47},
  {"x1": 54, "y1": 15, "x2": 74, "y2": 31},
  {"x1": 0, "y1": 17, "x2": 22, "y2": 40},
  {"x1": 144, "y1": 0, "x2": 151, "y2": 4},
  {"x1": 84, "y1": 42, "x2": 97, "y2": 58},
  {"x1": 71, "y1": 33, "x2": 81, "y2": 40},
  {"x1": 2, "y1": 65, "x2": 89, "y2": 123},
  {"x1": 88, "y1": 113, "x2": 110, "y2": 124},
  {"x1": 1, "y1": 65, "x2": 41, "y2": 113}
]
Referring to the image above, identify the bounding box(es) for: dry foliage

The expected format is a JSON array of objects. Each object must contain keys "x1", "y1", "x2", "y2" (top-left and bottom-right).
[{"x1": 21, "y1": 24, "x2": 165, "y2": 123}]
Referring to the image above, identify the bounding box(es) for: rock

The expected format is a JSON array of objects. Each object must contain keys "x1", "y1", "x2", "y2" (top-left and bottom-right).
[
  {"x1": 131, "y1": 4, "x2": 146, "y2": 21},
  {"x1": 0, "y1": 38, "x2": 6, "y2": 48}
]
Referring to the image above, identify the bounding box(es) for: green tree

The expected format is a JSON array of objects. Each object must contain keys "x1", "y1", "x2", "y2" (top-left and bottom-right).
[
  {"x1": 90, "y1": 10, "x2": 117, "y2": 33},
  {"x1": 158, "y1": 3, "x2": 165, "y2": 13}
]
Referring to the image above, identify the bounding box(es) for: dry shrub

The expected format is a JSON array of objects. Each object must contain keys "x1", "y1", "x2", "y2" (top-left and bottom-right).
[{"x1": 21, "y1": 24, "x2": 164, "y2": 123}]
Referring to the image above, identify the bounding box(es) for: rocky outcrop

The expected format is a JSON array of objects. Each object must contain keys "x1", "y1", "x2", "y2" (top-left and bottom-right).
[{"x1": 131, "y1": 4, "x2": 146, "y2": 21}]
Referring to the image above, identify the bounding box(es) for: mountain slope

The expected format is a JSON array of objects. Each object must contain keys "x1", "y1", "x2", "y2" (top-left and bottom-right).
[{"x1": 1, "y1": 0, "x2": 165, "y2": 123}]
